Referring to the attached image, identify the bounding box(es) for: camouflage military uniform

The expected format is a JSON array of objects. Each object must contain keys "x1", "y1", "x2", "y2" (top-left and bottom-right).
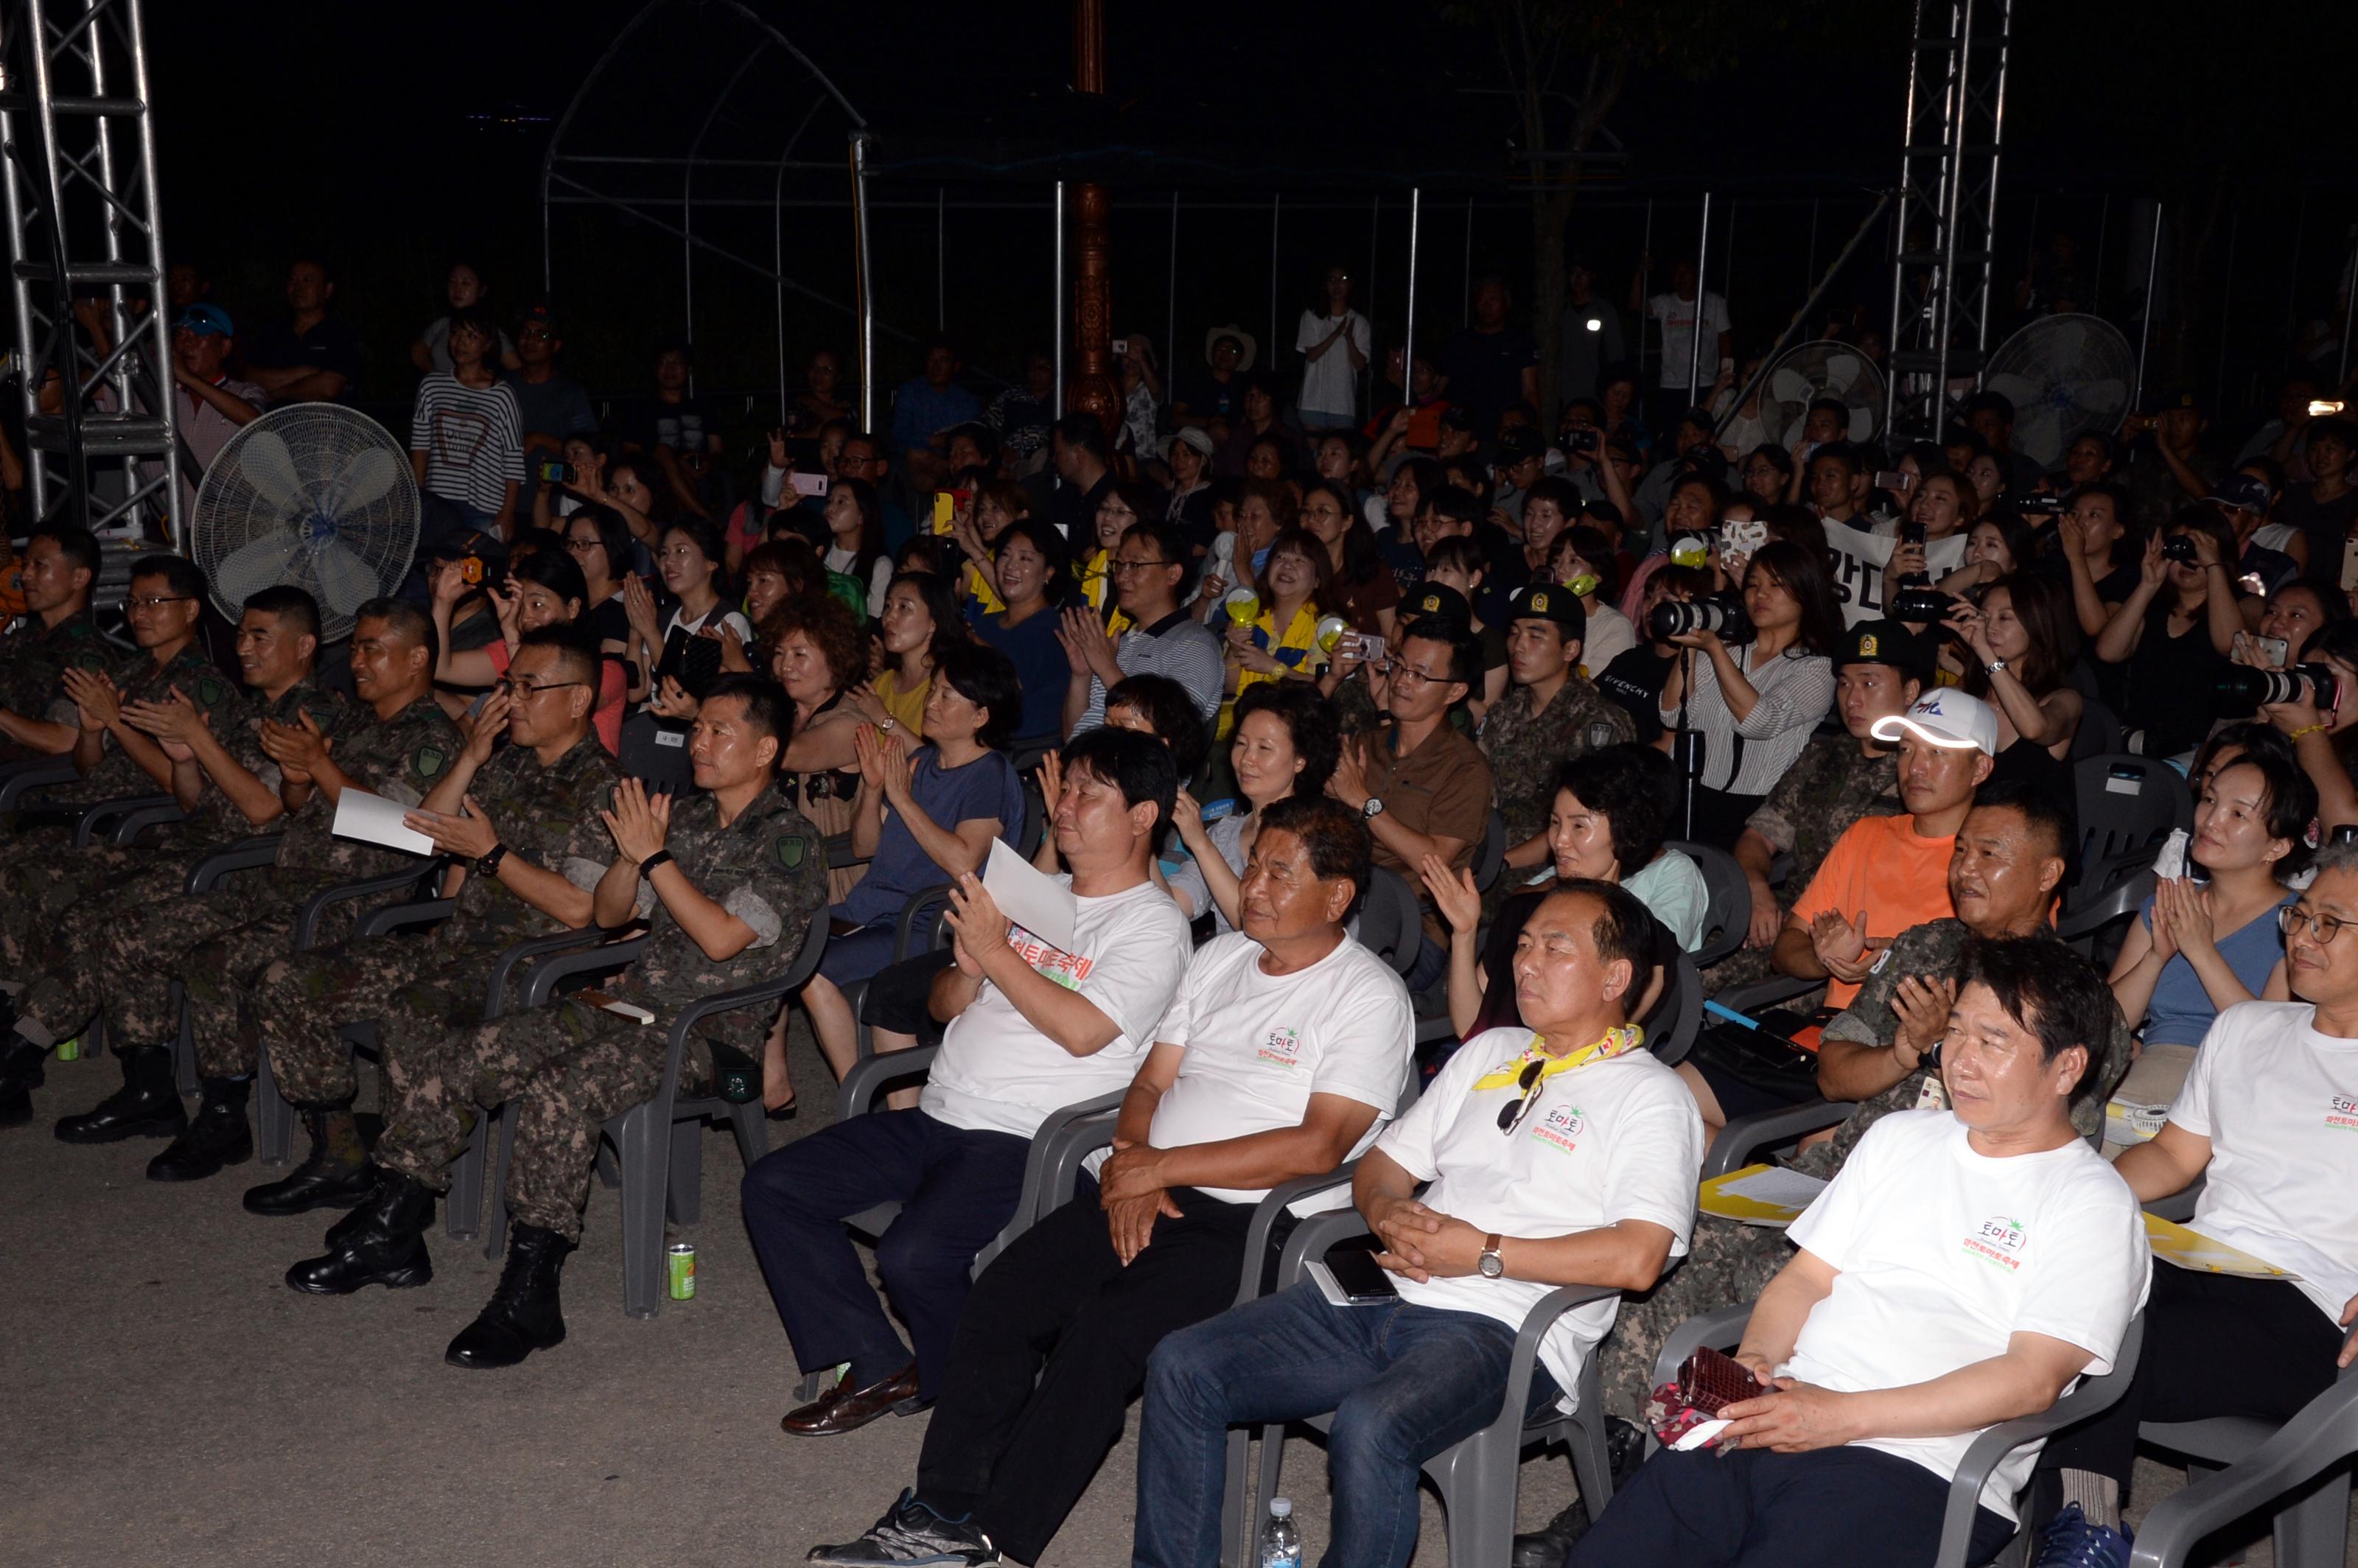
[
  {"x1": 170, "y1": 696, "x2": 462, "y2": 1078},
  {"x1": 0, "y1": 604, "x2": 111, "y2": 764},
  {"x1": 1701, "y1": 730, "x2": 1903, "y2": 995},
  {"x1": 7, "y1": 680, "x2": 346, "y2": 1043},
  {"x1": 252, "y1": 732, "x2": 621, "y2": 1107},
  {"x1": 0, "y1": 643, "x2": 245, "y2": 974},
  {"x1": 375, "y1": 788, "x2": 827, "y2": 1243},
  {"x1": 1595, "y1": 918, "x2": 2135, "y2": 1417},
  {"x1": 1477, "y1": 675, "x2": 1636, "y2": 850}
]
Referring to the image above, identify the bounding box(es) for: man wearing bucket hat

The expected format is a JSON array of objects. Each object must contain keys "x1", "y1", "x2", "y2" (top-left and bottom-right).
[
  {"x1": 1482, "y1": 582, "x2": 1634, "y2": 870},
  {"x1": 1169, "y1": 326, "x2": 1254, "y2": 435}
]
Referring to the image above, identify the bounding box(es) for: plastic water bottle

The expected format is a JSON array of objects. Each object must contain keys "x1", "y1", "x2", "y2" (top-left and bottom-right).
[{"x1": 1259, "y1": 1496, "x2": 1303, "y2": 1568}]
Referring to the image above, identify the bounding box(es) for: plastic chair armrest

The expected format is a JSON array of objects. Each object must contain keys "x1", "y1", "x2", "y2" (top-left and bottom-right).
[
  {"x1": 295, "y1": 859, "x2": 447, "y2": 948},
  {"x1": 895, "y1": 881, "x2": 954, "y2": 961},
  {"x1": 837, "y1": 1044, "x2": 941, "y2": 1120},
  {"x1": 1701, "y1": 1099, "x2": 1857, "y2": 1179},
  {"x1": 484, "y1": 925, "x2": 632, "y2": 1017},
  {"x1": 519, "y1": 934, "x2": 649, "y2": 1008},
  {"x1": 2129, "y1": 1373, "x2": 2358, "y2": 1566},
  {"x1": 1650, "y1": 1300, "x2": 1757, "y2": 1389},
  {"x1": 1235, "y1": 1166, "x2": 1363, "y2": 1306},
  {"x1": 1712, "y1": 973, "x2": 1822, "y2": 1016},
  {"x1": 0, "y1": 757, "x2": 78, "y2": 808},
  {"x1": 72, "y1": 792, "x2": 177, "y2": 847},
  {"x1": 354, "y1": 898, "x2": 455, "y2": 939},
  {"x1": 185, "y1": 834, "x2": 284, "y2": 892},
  {"x1": 1274, "y1": 1208, "x2": 1379, "y2": 1292},
  {"x1": 107, "y1": 800, "x2": 187, "y2": 845},
  {"x1": 1496, "y1": 1284, "x2": 1623, "y2": 1427}
]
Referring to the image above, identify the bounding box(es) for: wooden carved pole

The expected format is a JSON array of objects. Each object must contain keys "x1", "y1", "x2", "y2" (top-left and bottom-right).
[{"x1": 1067, "y1": 0, "x2": 1121, "y2": 435}]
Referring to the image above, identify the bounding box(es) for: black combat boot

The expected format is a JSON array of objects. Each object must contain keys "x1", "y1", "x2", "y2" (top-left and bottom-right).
[
  {"x1": 243, "y1": 1104, "x2": 374, "y2": 1215},
  {"x1": 284, "y1": 1167, "x2": 435, "y2": 1295},
  {"x1": 444, "y1": 1222, "x2": 573, "y2": 1370},
  {"x1": 0, "y1": 1040, "x2": 46, "y2": 1129},
  {"x1": 53, "y1": 1044, "x2": 186, "y2": 1144},
  {"x1": 147, "y1": 1077, "x2": 255, "y2": 1180}
]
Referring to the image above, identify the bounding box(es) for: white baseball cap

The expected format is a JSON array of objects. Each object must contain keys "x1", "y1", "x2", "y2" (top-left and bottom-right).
[{"x1": 1870, "y1": 689, "x2": 1999, "y2": 757}]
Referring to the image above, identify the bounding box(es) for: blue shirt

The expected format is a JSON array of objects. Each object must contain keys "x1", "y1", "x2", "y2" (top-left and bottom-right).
[
  {"x1": 839, "y1": 747, "x2": 1026, "y2": 928},
  {"x1": 973, "y1": 606, "x2": 1069, "y2": 742},
  {"x1": 891, "y1": 377, "x2": 984, "y2": 456},
  {"x1": 2138, "y1": 889, "x2": 2292, "y2": 1047}
]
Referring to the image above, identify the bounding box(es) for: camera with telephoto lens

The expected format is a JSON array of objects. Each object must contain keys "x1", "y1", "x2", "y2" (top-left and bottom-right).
[
  {"x1": 1889, "y1": 587, "x2": 1956, "y2": 621},
  {"x1": 2218, "y1": 662, "x2": 2342, "y2": 712},
  {"x1": 1650, "y1": 594, "x2": 1754, "y2": 644},
  {"x1": 2161, "y1": 534, "x2": 2200, "y2": 564}
]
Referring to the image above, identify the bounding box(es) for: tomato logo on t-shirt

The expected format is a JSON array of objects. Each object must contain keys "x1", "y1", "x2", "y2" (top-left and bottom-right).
[
  {"x1": 1527, "y1": 1103, "x2": 1586, "y2": 1155},
  {"x1": 1962, "y1": 1215, "x2": 2026, "y2": 1272},
  {"x1": 1257, "y1": 1026, "x2": 1304, "y2": 1068},
  {"x1": 2328, "y1": 1093, "x2": 2358, "y2": 1132}
]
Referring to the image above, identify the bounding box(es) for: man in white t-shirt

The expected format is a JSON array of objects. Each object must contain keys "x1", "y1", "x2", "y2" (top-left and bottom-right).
[
  {"x1": 1573, "y1": 937, "x2": 2149, "y2": 1568},
  {"x1": 811, "y1": 796, "x2": 1414, "y2": 1568},
  {"x1": 744, "y1": 726, "x2": 1190, "y2": 1438},
  {"x1": 1637, "y1": 256, "x2": 1732, "y2": 395},
  {"x1": 1131, "y1": 879, "x2": 1700, "y2": 1568},
  {"x1": 2037, "y1": 844, "x2": 2358, "y2": 1562}
]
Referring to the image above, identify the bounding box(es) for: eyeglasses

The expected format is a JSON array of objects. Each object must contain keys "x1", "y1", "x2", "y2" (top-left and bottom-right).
[
  {"x1": 1110, "y1": 558, "x2": 1173, "y2": 574},
  {"x1": 497, "y1": 678, "x2": 590, "y2": 699},
  {"x1": 2281, "y1": 905, "x2": 2356, "y2": 945},
  {"x1": 125, "y1": 595, "x2": 192, "y2": 610},
  {"x1": 562, "y1": 537, "x2": 598, "y2": 553},
  {"x1": 1497, "y1": 1059, "x2": 1547, "y2": 1135},
  {"x1": 1389, "y1": 662, "x2": 1446, "y2": 687}
]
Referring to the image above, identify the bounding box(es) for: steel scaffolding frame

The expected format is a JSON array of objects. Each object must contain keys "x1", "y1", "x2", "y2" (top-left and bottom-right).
[
  {"x1": 0, "y1": 0, "x2": 176, "y2": 544},
  {"x1": 1884, "y1": 0, "x2": 2011, "y2": 445}
]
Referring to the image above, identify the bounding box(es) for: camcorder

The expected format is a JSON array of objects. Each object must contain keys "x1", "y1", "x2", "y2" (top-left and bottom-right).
[
  {"x1": 1888, "y1": 586, "x2": 1957, "y2": 622},
  {"x1": 1650, "y1": 595, "x2": 1754, "y2": 644},
  {"x1": 2219, "y1": 662, "x2": 2342, "y2": 713},
  {"x1": 1563, "y1": 428, "x2": 1600, "y2": 455}
]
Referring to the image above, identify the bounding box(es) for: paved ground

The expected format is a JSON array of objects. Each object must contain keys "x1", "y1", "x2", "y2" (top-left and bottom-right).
[{"x1": 0, "y1": 1023, "x2": 2334, "y2": 1567}]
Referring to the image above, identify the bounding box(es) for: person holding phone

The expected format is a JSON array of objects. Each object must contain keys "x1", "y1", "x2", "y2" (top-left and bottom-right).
[{"x1": 1133, "y1": 880, "x2": 1698, "y2": 1568}]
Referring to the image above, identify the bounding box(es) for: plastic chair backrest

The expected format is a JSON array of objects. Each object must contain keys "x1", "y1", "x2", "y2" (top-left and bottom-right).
[
  {"x1": 1355, "y1": 864, "x2": 1424, "y2": 978},
  {"x1": 1472, "y1": 810, "x2": 1507, "y2": 893},
  {"x1": 2071, "y1": 753, "x2": 2191, "y2": 898},
  {"x1": 1016, "y1": 773, "x2": 1047, "y2": 859},
  {"x1": 619, "y1": 710, "x2": 697, "y2": 797},
  {"x1": 2068, "y1": 698, "x2": 2124, "y2": 765},
  {"x1": 1665, "y1": 839, "x2": 1749, "y2": 969}
]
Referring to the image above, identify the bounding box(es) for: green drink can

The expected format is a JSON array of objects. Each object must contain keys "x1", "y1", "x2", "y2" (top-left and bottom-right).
[
  {"x1": 666, "y1": 1241, "x2": 696, "y2": 1301},
  {"x1": 56, "y1": 1037, "x2": 80, "y2": 1063}
]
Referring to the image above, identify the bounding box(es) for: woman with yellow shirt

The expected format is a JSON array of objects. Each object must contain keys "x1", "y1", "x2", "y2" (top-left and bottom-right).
[
  {"x1": 1077, "y1": 483, "x2": 1159, "y2": 630},
  {"x1": 950, "y1": 478, "x2": 1032, "y2": 617},
  {"x1": 868, "y1": 570, "x2": 964, "y2": 739},
  {"x1": 1216, "y1": 525, "x2": 1331, "y2": 738}
]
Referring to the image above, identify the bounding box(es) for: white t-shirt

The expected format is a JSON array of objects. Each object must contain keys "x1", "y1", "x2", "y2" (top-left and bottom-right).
[
  {"x1": 2171, "y1": 1000, "x2": 2358, "y2": 1323},
  {"x1": 1374, "y1": 1027, "x2": 1704, "y2": 1407},
  {"x1": 1783, "y1": 1111, "x2": 2150, "y2": 1521},
  {"x1": 1645, "y1": 290, "x2": 1732, "y2": 389},
  {"x1": 662, "y1": 603, "x2": 756, "y2": 648},
  {"x1": 1295, "y1": 308, "x2": 1372, "y2": 419},
  {"x1": 920, "y1": 877, "x2": 1192, "y2": 1138},
  {"x1": 1822, "y1": 517, "x2": 1971, "y2": 628},
  {"x1": 1139, "y1": 931, "x2": 1412, "y2": 1203},
  {"x1": 1578, "y1": 602, "x2": 1638, "y2": 677}
]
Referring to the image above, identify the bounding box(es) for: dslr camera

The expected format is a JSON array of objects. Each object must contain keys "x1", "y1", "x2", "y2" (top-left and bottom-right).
[
  {"x1": 1650, "y1": 594, "x2": 1754, "y2": 645},
  {"x1": 2219, "y1": 662, "x2": 2342, "y2": 713},
  {"x1": 1889, "y1": 586, "x2": 1957, "y2": 622},
  {"x1": 1564, "y1": 427, "x2": 1600, "y2": 455}
]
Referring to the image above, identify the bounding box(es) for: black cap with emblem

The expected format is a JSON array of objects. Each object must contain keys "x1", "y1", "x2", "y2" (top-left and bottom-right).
[
  {"x1": 1506, "y1": 582, "x2": 1586, "y2": 643},
  {"x1": 1405, "y1": 582, "x2": 1473, "y2": 628}
]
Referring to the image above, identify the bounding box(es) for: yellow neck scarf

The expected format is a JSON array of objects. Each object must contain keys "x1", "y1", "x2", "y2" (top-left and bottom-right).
[{"x1": 1472, "y1": 1024, "x2": 1646, "y2": 1091}]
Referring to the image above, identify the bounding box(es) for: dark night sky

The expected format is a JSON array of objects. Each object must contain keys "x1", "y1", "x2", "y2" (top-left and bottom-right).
[{"x1": 139, "y1": 1, "x2": 2358, "y2": 425}]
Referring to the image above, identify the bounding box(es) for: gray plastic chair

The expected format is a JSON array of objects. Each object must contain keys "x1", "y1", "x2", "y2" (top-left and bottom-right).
[
  {"x1": 1665, "y1": 839, "x2": 1751, "y2": 969},
  {"x1": 0, "y1": 755, "x2": 77, "y2": 808},
  {"x1": 2130, "y1": 1367, "x2": 2358, "y2": 1568},
  {"x1": 477, "y1": 916, "x2": 828, "y2": 1317},
  {"x1": 1472, "y1": 810, "x2": 1508, "y2": 893},
  {"x1": 1226, "y1": 1190, "x2": 1624, "y2": 1568},
  {"x1": 2070, "y1": 754, "x2": 2191, "y2": 906},
  {"x1": 1348, "y1": 864, "x2": 1425, "y2": 979},
  {"x1": 1654, "y1": 1302, "x2": 2147, "y2": 1567},
  {"x1": 1700, "y1": 1097, "x2": 1857, "y2": 1178}
]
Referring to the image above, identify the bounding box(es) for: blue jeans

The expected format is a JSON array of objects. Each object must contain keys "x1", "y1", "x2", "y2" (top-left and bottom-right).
[{"x1": 1134, "y1": 1281, "x2": 1558, "y2": 1568}]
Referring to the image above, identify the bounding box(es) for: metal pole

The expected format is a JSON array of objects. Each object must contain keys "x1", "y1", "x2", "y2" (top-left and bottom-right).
[
  {"x1": 2339, "y1": 227, "x2": 2358, "y2": 388},
  {"x1": 936, "y1": 186, "x2": 945, "y2": 331},
  {"x1": 1404, "y1": 188, "x2": 1422, "y2": 416},
  {"x1": 774, "y1": 158, "x2": 788, "y2": 426},
  {"x1": 1053, "y1": 179, "x2": 1066, "y2": 416},
  {"x1": 850, "y1": 131, "x2": 875, "y2": 432},
  {"x1": 1687, "y1": 192, "x2": 1712, "y2": 407},
  {"x1": 2133, "y1": 201, "x2": 2161, "y2": 408},
  {"x1": 1269, "y1": 192, "x2": 1281, "y2": 356},
  {"x1": 1166, "y1": 191, "x2": 1178, "y2": 380}
]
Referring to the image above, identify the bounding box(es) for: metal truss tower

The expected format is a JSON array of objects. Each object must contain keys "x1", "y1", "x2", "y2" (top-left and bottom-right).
[
  {"x1": 0, "y1": 0, "x2": 177, "y2": 544},
  {"x1": 1885, "y1": 0, "x2": 2011, "y2": 445}
]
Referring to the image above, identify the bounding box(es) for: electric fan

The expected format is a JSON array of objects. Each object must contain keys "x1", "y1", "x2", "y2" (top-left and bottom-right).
[
  {"x1": 1981, "y1": 313, "x2": 2135, "y2": 471},
  {"x1": 1754, "y1": 340, "x2": 1886, "y2": 449},
  {"x1": 189, "y1": 404, "x2": 421, "y2": 642}
]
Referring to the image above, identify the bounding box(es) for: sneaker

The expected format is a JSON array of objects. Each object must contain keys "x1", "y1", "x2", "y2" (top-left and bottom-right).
[
  {"x1": 805, "y1": 1490, "x2": 997, "y2": 1565},
  {"x1": 2030, "y1": 1502, "x2": 2133, "y2": 1568}
]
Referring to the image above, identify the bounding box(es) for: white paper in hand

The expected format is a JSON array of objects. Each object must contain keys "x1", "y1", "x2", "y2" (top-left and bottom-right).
[
  {"x1": 982, "y1": 839, "x2": 1077, "y2": 954},
  {"x1": 332, "y1": 787, "x2": 435, "y2": 857}
]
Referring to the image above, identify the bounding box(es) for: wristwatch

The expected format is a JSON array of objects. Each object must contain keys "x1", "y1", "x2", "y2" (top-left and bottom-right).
[
  {"x1": 1985, "y1": 657, "x2": 2008, "y2": 676},
  {"x1": 1477, "y1": 1234, "x2": 1505, "y2": 1279},
  {"x1": 475, "y1": 843, "x2": 509, "y2": 878},
  {"x1": 1362, "y1": 797, "x2": 1385, "y2": 821}
]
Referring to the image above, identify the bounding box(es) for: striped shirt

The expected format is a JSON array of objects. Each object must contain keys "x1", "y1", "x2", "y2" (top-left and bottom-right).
[{"x1": 410, "y1": 373, "x2": 526, "y2": 517}]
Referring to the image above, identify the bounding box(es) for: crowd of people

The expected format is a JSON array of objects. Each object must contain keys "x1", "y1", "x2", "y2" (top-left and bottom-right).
[{"x1": 3, "y1": 245, "x2": 2357, "y2": 1568}]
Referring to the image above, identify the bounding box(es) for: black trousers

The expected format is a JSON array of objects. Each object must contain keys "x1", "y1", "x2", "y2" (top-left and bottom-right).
[
  {"x1": 914, "y1": 1184, "x2": 1256, "y2": 1566},
  {"x1": 2042, "y1": 1263, "x2": 2344, "y2": 1491}
]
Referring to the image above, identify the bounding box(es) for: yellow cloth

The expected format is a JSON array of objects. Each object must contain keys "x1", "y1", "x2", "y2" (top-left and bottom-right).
[
  {"x1": 1470, "y1": 1024, "x2": 1647, "y2": 1090},
  {"x1": 1079, "y1": 547, "x2": 1111, "y2": 612},
  {"x1": 873, "y1": 669, "x2": 929, "y2": 737},
  {"x1": 1217, "y1": 601, "x2": 1325, "y2": 738},
  {"x1": 964, "y1": 559, "x2": 1006, "y2": 617}
]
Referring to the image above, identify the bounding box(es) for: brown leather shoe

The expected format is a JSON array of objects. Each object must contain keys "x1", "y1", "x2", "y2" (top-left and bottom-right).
[{"x1": 779, "y1": 1362, "x2": 926, "y2": 1437}]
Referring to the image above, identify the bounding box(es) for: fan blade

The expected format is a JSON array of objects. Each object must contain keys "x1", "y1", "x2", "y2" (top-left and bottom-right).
[
  {"x1": 213, "y1": 532, "x2": 304, "y2": 605},
  {"x1": 2046, "y1": 321, "x2": 2088, "y2": 365},
  {"x1": 1985, "y1": 373, "x2": 2046, "y2": 409},
  {"x1": 1846, "y1": 409, "x2": 1876, "y2": 442},
  {"x1": 238, "y1": 430, "x2": 308, "y2": 511},
  {"x1": 326, "y1": 447, "x2": 404, "y2": 517},
  {"x1": 2074, "y1": 378, "x2": 2132, "y2": 421},
  {"x1": 1768, "y1": 367, "x2": 1815, "y2": 404},
  {"x1": 1822, "y1": 354, "x2": 1863, "y2": 393},
  {"x1": 309, "y1": 539, "x2": 382, "y2": 617}
]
